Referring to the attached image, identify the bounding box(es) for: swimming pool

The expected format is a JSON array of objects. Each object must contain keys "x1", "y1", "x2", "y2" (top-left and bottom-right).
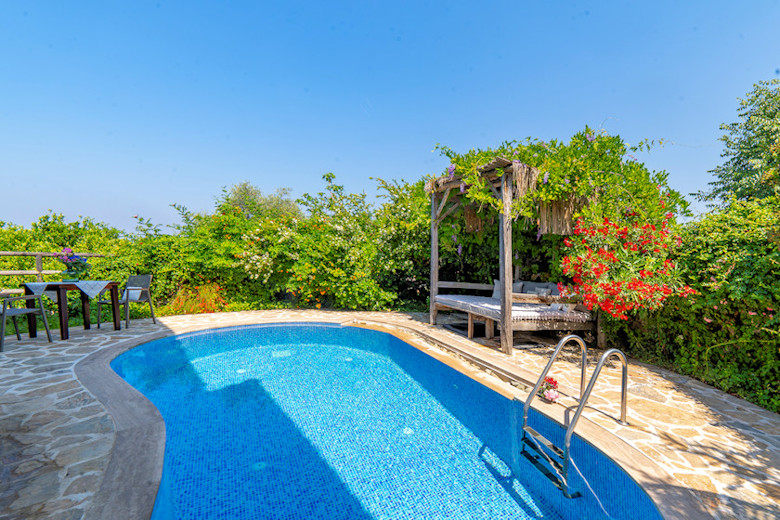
[{"x1": 111, "y1": 323, "x2": 662, "y2": 520}]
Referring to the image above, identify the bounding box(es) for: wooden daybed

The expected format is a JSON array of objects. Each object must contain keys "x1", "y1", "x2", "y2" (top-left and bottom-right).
[{"x1": 432, "y1": 280, "x2": 598, "y2": 343}]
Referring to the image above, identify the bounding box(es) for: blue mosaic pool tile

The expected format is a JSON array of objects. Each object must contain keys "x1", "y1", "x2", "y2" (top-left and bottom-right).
[{"x1": 112, "y1": 324, "x2": 662, "y2": 520}]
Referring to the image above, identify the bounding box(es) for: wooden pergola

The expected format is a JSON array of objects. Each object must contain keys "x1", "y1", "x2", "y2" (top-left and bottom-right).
[{"x1": 425, "y1": 158, "x2": 588, "y2": 354}]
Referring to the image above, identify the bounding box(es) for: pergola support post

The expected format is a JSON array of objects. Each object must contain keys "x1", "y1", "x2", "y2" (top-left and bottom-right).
[
  {"x1": 429, "y1": 192, "x2": 439, "y2": 325},
  {"x1": 500, "y1": 166, "x2": 514, "y2": 354}
]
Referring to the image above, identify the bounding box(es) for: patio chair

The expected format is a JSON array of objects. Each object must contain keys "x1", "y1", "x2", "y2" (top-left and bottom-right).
[
  {"x1": 1, "y1": 294, "x2": 53, "y2": 352},
  {"x1": 97, "y1": 275, "x2": 156, "y2": 328}
]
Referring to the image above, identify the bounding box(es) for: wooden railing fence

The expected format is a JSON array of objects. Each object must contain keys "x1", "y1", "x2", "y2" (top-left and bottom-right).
[{"x1": 0, "y1": 251, "x2": 106, "y2": 295}]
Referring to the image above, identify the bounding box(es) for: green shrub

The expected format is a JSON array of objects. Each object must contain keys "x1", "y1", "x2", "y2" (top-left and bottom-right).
[
  {"x1": 608, "y1": 197, "x2": 780, "y2": 411},
  {"x1": 373, "y1": 178, "x2": 431, "y2": 306},
  {"x1": 240, "y1": 174, "x2": 396, "y2": 310},
  {"x1": 0, "y1": 213, "x2": 121, "y2": 290}
]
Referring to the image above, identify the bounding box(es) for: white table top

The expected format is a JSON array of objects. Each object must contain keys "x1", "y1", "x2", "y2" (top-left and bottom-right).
[{"x1": 24, "y1": 281, "x2": 116, "y2": 300}]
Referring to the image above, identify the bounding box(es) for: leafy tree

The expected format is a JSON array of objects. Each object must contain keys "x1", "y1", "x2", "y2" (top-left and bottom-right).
[
  {"x1": 166, "y1": 204, "x2": 255, "y2": 296},
  {"x1": 240, "y1": 174, "x2": 396, "y2": 309},
  {"x1": 217, "y1": 182, "x2": 302, "y2": 219},
  {"x1": 373, "y1": 178, "x2": 431, "y2": 304},
  {"x1": 697, "y1": 79, "x2": 780, "y2": 205}
]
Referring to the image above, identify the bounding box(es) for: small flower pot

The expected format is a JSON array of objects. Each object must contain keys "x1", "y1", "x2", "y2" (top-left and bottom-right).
[{"x1": 62, "y1": 270, "x2": 80, "y2": 281}]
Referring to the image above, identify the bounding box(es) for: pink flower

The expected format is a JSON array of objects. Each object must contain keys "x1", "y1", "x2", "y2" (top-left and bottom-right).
[
  {"x1": 543, "y1": 389, "x2": 559, "y2": 402},
  {"x1": 703, "y1": 317, "x2": 712, "y2": 323},
  {"x1": 748, "y1": 311, "x2": 757, "y2": 316}
]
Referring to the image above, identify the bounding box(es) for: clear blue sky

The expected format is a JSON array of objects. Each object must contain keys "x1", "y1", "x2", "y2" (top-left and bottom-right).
[{"x1": 2, "y1": 1, "x2": 779, "y2": 231}]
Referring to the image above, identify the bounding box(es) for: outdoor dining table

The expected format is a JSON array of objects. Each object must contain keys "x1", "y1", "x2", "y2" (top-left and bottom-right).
[{"x1": 23, "y1": 281, "x2": 121, "y2": 340}]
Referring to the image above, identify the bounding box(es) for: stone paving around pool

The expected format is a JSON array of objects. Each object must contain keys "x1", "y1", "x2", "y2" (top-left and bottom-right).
[{"x1": 1, "y1": 310, "x2": 778, "y2": 520}]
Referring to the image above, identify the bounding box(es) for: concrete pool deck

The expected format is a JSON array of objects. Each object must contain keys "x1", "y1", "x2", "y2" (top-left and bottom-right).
[{"x1": 1, "y1": 310, "x2": 778, "y2": 519}]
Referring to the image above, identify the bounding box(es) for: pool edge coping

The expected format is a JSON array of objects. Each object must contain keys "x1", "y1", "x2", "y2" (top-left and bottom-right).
[
  {"x1": 75, "y1": 318, "x2": 714, "y2": 520},
  {"x1": 75, "y1": 330, "x2": 171, "y2": 520}
]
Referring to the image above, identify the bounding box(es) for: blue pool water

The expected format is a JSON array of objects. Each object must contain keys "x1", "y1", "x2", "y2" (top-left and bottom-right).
[{"x1": 111, "y1": 323, "x2": 662, "y2": 520}]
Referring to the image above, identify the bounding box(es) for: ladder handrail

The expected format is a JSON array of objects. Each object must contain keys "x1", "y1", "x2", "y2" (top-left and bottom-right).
[
  {"x1": 521, "y1": 340, "x2": 630, "y2": 499},
  {"x1": 522, "y1": 334, "x2": 588, "y2": 430},
  {"x1": 562, "y1": 348, "x2": 629, "y2": 481}
]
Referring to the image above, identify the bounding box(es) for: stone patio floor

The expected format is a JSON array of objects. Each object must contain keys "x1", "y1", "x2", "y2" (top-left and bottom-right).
[{"x1": 1, "y1": 310, "x2": 778, "y2": 519}]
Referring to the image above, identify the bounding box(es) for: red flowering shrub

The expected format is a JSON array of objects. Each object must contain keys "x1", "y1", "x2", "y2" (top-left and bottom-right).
[
  {"x1": 561, "y1": 212, "x2": 695, "y2": 320},
  {"x1": 162, "y1": 283, "x2": 228, "y2": 315}
]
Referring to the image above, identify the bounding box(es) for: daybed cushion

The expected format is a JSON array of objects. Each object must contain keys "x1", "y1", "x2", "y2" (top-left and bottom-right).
[
  {"x1": 490, "y1": 280, "x2": 525, "y2": 299},
  {"x1": 435, "y1": 294, "x2": 590, "y2": 323},
  {"x1": 519, "y1": 280, "x2": 560, "y2": 296}
]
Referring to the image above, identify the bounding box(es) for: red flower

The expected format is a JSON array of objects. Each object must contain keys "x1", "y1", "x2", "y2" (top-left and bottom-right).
[{"x1": 561, "y1": 211, "x2": 689, "y2": 319}]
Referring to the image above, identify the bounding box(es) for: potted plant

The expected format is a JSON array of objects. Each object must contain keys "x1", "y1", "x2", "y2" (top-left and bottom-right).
[
  {"x1": 539, "y1": 376, "x2": 560, "y2": 403},
  {"x1": 57, "y1": 248, "x2": 91, "y2": 281}
]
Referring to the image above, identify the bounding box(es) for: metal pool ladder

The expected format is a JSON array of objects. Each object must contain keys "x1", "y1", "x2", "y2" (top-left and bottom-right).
[{"x1": 520, "y1": 334, "x2": 629, "y2": 498}]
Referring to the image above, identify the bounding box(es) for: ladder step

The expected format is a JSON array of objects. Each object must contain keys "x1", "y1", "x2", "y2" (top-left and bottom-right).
[
  {"x1": 521, "y1": 435, "x2": 563, "y2": 475},
  {"x1": 520, "y1": 448, "x2": 565, "y2": 491},
  {"x1": 522, "y1": 426, "x2": 564, "y2": 459},
  {"x1": 521, "y1": 436, "x2": 582, "y2": 499}
]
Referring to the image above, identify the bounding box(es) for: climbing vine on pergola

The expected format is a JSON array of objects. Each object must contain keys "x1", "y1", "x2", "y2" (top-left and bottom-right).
[{"x1": 427, "y1": 127, "x2": 689, "y2": 353}]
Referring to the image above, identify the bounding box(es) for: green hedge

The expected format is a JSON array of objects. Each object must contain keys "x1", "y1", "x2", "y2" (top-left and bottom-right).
[
  {"x1": 607, "y1": 197, "x2": 780, "y2": 412},
  {"x1": 2, "y1": 188, "x2": 778, "y2": 413}
]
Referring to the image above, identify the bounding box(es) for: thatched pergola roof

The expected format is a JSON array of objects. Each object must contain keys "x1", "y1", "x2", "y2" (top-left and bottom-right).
[{"x1": 425, "y1": 157, "x2": 584, "y2": 236}]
